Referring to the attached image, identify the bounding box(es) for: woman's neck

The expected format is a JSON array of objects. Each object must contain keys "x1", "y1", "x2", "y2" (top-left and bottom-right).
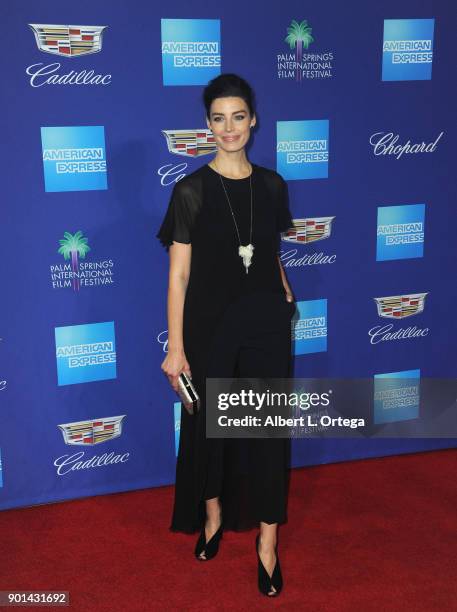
[{"x1": 210, "y1": 151, "x2": 252, "y2": 179}]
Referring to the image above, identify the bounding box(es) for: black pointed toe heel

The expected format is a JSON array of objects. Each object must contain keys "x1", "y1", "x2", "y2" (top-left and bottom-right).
[
  {"x1": 194, "y1": 522, "x2": 223, "y2": 561},
  {"x1": 255, "y1": 534, "x2": 283, "y2": 597}
]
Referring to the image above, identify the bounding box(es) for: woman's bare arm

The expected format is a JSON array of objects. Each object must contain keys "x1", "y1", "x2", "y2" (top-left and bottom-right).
[
  {"x1": 277, "y1": 255, "x2": 294, "y2": 301},
  {"x1": 161, "y1": 242, "x2": 192, "y2": 390},
  {"x1": 167, "y1": 242, "x2": 191, "y2": 351}
]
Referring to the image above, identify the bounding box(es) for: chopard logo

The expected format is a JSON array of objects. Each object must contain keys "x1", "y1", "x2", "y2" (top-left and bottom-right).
[{"x1": 369, "y1": 131, "x2": 443, "y2": 160}]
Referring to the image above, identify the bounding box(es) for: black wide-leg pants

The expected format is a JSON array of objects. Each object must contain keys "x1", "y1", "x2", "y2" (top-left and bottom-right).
[{"x1": 201, "y1": 291, "x2": 295, "y2": 529}]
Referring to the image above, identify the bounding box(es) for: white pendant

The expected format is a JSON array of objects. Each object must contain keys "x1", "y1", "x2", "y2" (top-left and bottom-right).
[{"x1": 239, "y1": 243, "x2": 254, "y2": 274}]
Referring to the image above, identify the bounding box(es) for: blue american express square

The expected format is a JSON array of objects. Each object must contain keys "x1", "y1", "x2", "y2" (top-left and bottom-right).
[
  {"x1": 382, "y1": 19, "x2": 434, "y2": 81},
  {"x1": 292, "y1": 299, "x2": 327, "y2": 355},
  {"x1": 174, "y1": 401, "x2": 181, "y2": 457},
  {"x1": 161, "y1": 19, "x2": 221, "y2": 86},
  {"x1": 55, "y1": 321, "x2": 116, "y2": 386},
  {"x1": 41, "y1": 125, "x2": 107, "y2": 192},
  {"x1": 277, "y1": 120, "x2": 329, "y2": 180},
  {"x1": 374, "y1": 369, "x2": 420, "y2": 424},
  {"x1": 376, "y1": 204, "x2": 425, "y2": 261}
]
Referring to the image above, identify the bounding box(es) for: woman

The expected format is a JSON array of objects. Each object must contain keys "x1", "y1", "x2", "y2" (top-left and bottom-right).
[{"x1": 156, "y1": 73, "x2": 295, "y2": 597}]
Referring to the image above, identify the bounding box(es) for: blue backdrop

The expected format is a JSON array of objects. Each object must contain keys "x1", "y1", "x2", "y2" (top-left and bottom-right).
[{"x1": 1, "y1": 0, "x2": 455, "y2": 511}]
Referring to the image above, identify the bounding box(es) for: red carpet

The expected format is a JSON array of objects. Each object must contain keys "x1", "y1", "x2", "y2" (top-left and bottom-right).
[{"x1": 1, "y1": 449, "x2": 456, "y2": 611}]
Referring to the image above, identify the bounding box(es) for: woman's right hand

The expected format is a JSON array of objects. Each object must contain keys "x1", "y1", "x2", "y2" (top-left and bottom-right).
[{"x1": 161, "y1": 348, "x2": 192, "y2": 392}]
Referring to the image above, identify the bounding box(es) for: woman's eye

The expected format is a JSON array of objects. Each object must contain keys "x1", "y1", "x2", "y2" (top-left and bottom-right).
[{"x1": 212, "y1": 115, "x2": 246, "y2": 123}]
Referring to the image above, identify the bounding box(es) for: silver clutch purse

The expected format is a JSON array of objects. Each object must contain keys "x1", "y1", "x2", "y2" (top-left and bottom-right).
[{"x1": 177, "y1": 372, "x2": 200, "y2": 415}]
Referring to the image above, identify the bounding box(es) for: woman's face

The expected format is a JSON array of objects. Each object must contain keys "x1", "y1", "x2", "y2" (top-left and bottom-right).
[{"x1": 206, "y1": 96, "x2": 256, "y2": 154}]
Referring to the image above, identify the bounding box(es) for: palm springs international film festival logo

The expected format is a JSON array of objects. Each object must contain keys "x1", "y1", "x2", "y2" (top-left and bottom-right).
[
  {"x1": 369, "y1": 293, "x2": 429, "y2": 345},
  {"x1": 158, "y1": 128, "x2": 217, "y2": 186},
  {"x1": 376, "y1": 204, "x2": 425, "y2": 262},
  {"x1": 55, "y1": 321, "x2": 116, "y2": 386},
  {"x1": 161, "y1": 19, "x2": 221, "y2": 86},
  {"x1": 277, "y1": 19, "x2": 334, "y2": 81},
  {"x1": 41, "y1": 126, "x2": 108, "y2": 192},
  {"x1": 58, "y1": 415, "x2": 126, "y2": 445},
  {"x1": 27, "y1": 24, "x2": 111, "y2": 87},
  {"x1": 280, "y1": 216, "x2": 336, "y2": 267},
  {"x1": 277, "y1": 120, "x2": 329, "y2": 180},
  {"x1": 374, "y1": 370, "x2": 420, "y2": 424},
  {"x1": 50, "y1": 231, "x2": 114, "y2": 291},
  {"x1": 382, "y1": 19, "x2": 435, "y2": 81}
]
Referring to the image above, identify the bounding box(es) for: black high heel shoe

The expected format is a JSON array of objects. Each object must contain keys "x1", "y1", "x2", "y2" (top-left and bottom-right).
[
  {"x1": 194, "y1": 522, "x2": 223, "y2": 561},
  {"x1": 255, "y1": 534, "x2": 283, "y2": 597}
]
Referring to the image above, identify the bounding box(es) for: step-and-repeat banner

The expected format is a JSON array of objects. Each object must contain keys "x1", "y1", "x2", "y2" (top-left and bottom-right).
[{"x1": 1, "y1": 1, "x2": 456, "y2": 510}]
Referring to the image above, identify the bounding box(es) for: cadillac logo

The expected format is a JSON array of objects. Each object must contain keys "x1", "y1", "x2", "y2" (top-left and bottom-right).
[
  {"x1": 162, "y1": 129, "x2": 216, "y2": 157},
  {"x1": 29, "y1": 24, "x2": 107, "y2": 57},
  {"x1": 374, "y1": 293, "x2": 428, "y2": 319},
  {"x1": 281, "y1": 216, "x2": 335, "y2": 243},
  {"x1": 58, "y1": 415, "x2": 126, "y2": 445}
]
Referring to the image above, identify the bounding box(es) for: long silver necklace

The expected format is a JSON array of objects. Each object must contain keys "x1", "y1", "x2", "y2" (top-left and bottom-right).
[{"x1": 214, "y1": 160, "x2": 254, "y2": 274}]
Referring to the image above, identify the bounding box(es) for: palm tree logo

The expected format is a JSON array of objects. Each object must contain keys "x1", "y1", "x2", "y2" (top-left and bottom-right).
[
  {"x1": 58, "y1": 231, "x2": 91, "y2": 291},
  {"x1": 285, "y1": 19, "x2": 314, "y2": 82}
]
